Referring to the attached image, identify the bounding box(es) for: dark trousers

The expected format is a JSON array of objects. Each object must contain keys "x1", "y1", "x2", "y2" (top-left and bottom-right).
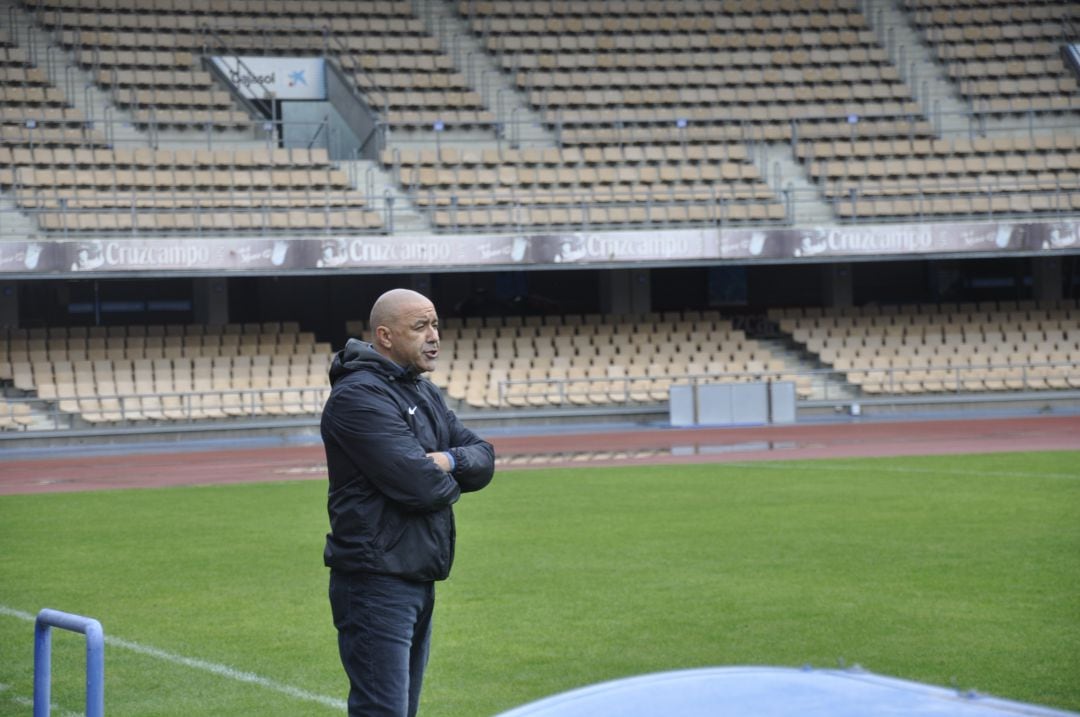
[{"x1": 329, "y1": 571, "x2": 435, "y2": 717}]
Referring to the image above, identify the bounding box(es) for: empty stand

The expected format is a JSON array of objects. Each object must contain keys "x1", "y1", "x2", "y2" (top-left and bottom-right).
[
  {"x1": 3, "y1": 0, "x2": 1078, "y2": 234},
  {"x1": 402, "y1": 310, "x2": 811, "y2": 409},
  {"x1": 28, "y1": 0, "x2": 494, "y2": 130},
  {"x1": 905, "y1": 0, "x2": 1080, "y2": 115},
  {"x1": 452, "y1": 0, "x2": 939, "y2": 228},
  {"x1": 4, "y1": 301, "x2": 1077, "y2": 428},
  {"x1": 465, "y1": 0, "x2": 932, "y2": 144},
  {"x1": 800, "y1": 132, "x2": 1080, "y2": 220},
  {"x1": 1, "y1": 145, "x2": 383, "y2": 233},
  {"x1": 383, "y1": 142, "x2": 786, "y2": 229},
  {"x1": 0, "y1": 25, "x2": 108, "y2": 147},
  {"x1": 1, "y1": 322, "x2": 332, "y2": 425},
  {"x1": 773, "y1": 299, "x2": 1080, "y2": 395}
]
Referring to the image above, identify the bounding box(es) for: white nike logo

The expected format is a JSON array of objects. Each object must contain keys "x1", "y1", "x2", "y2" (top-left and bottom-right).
[{"x1": 408, "y1": 406, "x2": 418, "y2": 415}]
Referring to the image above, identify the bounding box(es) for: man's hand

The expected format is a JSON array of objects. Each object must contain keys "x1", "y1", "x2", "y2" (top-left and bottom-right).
[{"x1": 427, "y1": 451, "x2": 452, "y2": 473}]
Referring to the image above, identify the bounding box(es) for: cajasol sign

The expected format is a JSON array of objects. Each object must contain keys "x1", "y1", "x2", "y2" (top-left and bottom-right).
[{"x1": 211, "y1": 56, "x2": 326, "y2": 100}]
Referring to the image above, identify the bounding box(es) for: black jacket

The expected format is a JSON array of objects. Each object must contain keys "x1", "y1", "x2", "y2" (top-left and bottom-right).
[{"x1": 321, "y1": 339, "x2": 495, "y2": 581}]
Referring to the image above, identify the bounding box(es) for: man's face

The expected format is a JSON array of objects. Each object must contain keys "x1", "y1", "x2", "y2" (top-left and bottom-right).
[{"x1": 384, "y1": 298, "x2": 440, "y2": 373}]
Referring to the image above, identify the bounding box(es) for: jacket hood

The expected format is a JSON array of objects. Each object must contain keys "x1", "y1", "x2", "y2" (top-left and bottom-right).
[{"x1": 328, "y1": 338, "x2": 416, "y2": 386}]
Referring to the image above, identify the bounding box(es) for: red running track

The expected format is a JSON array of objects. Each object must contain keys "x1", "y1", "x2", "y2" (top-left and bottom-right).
[{"x1": 1, "y1": 415, "x2": 1077, "y2": 496}]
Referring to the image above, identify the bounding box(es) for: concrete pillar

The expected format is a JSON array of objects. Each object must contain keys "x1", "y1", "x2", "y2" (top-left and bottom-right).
[
  {"x1": 822, "y1": 262, "x2": 853, "y2": 308},
  {"x1": 600, "y1": 269, "x2": 651, "y2": 315},
  {"x1": 629, "y1": 268, "x2": 652, "y2": 314},
  {"x1": 1031, "y1": 256, "x2": 1063, "y2": 303},
  {"x1": 193, "y1": 277, "x2": 229, "y2": 327},
  {"x1": 0, "y1": 281, "x2": 18, "y2": 329}
]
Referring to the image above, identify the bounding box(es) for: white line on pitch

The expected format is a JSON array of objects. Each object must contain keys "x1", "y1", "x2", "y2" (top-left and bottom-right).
[
  {"x1": 1, "y1": 681, "x2": 82, "y2": 717},
  {"x1": 0, "y1": 606, "x2": 344, "y2": 711},
  {"x1": 724, "y1": 462, "x2": 1080, "y2": 480}
]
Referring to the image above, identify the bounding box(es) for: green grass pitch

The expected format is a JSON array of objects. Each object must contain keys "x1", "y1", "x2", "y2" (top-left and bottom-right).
[{"x1": 1, "y1": 450, "x2": 1078, "y2": 716}]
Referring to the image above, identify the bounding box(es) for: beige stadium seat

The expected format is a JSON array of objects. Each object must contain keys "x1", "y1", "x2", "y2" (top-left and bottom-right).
[
  {"x1": 526, "y1": 367, "x2": 560, "y2": 407},
  {"x1": 0, "y1": 401, "x2": 34, "y2": 430},
  {"x1": 198, "y1": 391, "x2": 228, "y2": 419},
  {"x1": 281, "y1": 388, "x2": 311, "y2": 416}
]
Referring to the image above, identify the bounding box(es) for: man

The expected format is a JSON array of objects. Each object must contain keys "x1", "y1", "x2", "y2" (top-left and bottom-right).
[{"x1": 321, "y1": 288, "x2": 495, "y2": 716}]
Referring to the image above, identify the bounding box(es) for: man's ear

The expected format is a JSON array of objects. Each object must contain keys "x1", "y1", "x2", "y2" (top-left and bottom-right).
[{"x1": 375, "y1": 325, "x2": 393, "y2": 349}]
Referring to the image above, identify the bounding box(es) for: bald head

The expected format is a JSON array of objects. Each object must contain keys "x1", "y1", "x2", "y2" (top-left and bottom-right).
[
  {"x1": 368, "y1": 289, "x2": 441, "y2": 372},
  {"x1": 369, "y1": 289, "x2": 431, "y2": 332}
]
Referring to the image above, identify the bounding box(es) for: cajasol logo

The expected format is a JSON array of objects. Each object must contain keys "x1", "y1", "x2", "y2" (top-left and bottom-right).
[{"x1": 230, "y1": 71, "x2": 275, "y2": 87}]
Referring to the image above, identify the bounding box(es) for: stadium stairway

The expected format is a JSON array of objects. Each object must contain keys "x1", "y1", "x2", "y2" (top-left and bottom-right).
[
  {"x1": 757, "y1": 144, "x2": 832, "y2": 226},
  {"x1": 864, "y1": 0, "x2": 970, "y2": 133},
  {"x1": 374, "y1": 0, "x2": 565, "y2": 236},
  {"x1": 0, "y1": 192, "x2": 35, "y2": 241},
  {"x1": 756, "y1": 0, "x2": 975, "y2": 226},
  {"x1": 345, "y1": 157, "x2": 430, "y2": 233},
  {"x1": 413, "y1": 0, "x2": 554, "y2": 148},
  {"x1": 752, "y1": 335, "x2": 859, "y2": 403}
]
